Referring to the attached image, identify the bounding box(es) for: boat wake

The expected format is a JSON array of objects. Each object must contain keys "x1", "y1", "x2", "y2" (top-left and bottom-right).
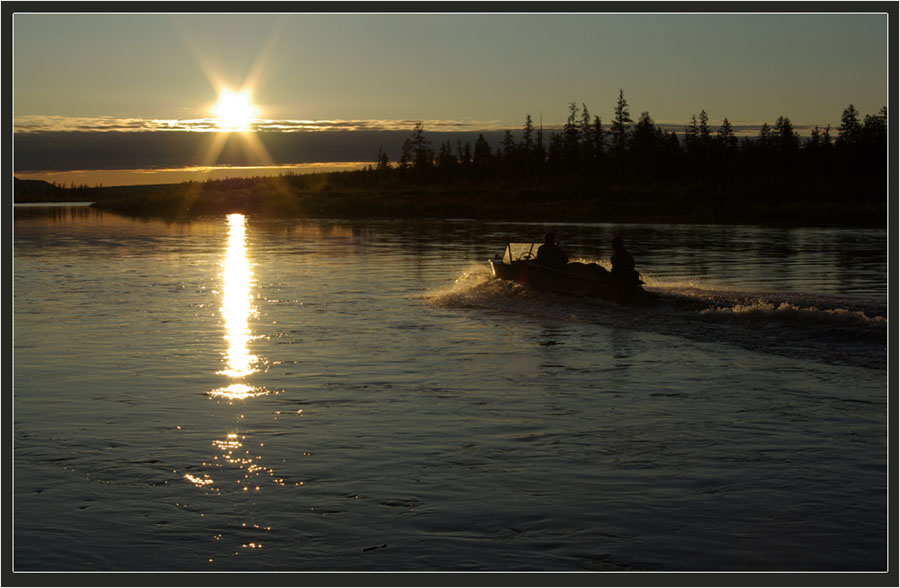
[{"x1": 425, "y1": 265, "x2": 887, "y2": 370}]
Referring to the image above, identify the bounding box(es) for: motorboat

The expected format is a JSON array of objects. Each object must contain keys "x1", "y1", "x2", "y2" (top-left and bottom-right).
[{"x1": 488, "y1": 242, "x2": 651, "y2": 305}]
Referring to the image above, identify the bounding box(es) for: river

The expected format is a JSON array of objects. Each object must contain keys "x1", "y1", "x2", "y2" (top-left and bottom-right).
[{"x1": 13, "y1": 205, "x2": 888, "y2": 572}]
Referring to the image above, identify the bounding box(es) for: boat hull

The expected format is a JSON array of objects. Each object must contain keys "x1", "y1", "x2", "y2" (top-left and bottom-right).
[{"x1": 489, "y1": 258, "x2": 647, "y2": 304}]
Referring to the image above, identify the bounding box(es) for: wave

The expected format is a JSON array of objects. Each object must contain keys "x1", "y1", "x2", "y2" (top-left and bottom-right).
[
  {"x1": 701, "y1": 299, "x2": 885, "y2": 329},
  {"x1": 425, "y1": 265, "x2": 887, "y2": 369}
]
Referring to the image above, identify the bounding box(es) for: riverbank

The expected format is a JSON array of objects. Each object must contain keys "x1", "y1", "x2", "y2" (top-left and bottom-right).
[
  {"x1": 18, "y1": 173, "x2": 885, "y2": 227},
  {"x1": 84, "y1": 174, "x2": 886, "y2": 228}
]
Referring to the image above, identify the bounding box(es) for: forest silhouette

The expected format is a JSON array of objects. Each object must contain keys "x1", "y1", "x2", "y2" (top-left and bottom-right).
[
  {"x1": 20, "y1": 91, "x2": 888, "y2": 227},
  {"x1": 370, "y1": 91, "x2": 886, "y2": 194}
]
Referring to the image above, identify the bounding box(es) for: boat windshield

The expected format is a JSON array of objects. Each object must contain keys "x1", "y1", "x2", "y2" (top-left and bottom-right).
[{"x1": 503, "y1": 243, "x2": 540, "y2": 264}]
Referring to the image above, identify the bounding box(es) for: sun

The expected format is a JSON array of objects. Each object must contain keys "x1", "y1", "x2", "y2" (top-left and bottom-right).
[{"x1": 212, "y1": 89, "x2": 259, "y2": 131}]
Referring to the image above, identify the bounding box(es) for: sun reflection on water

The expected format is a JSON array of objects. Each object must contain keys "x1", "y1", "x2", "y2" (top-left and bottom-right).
[
  {"x1": 208, "y1": 382, "x2": 268, "y2": 401},
  {"x1": 186, "y1": 214, "x2": 293, "y2": 555},
  {"x1": 209, "y1": 214, "x2": 271, "y2": 401},
  {"x1": 184, "y1": 472, "x2": 215, "y2": 488},
  {"x1": 210, "y1": 432, "x2": 283, "y2": 490},
  {"x1": 219, "y1": 214, "x2": 259, "y2": 379}
]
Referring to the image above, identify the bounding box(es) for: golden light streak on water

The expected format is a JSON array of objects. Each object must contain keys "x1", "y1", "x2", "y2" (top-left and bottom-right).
[
  {"x1": 218, "y1": 214, "x2": 259, "y2": 379},
  {"x1": 184, "y1": 473, "x2": 215, "y2": 487},
  {"x1": 208, "y1": 383, "x2": 269, "y2": 400},
  {"x1": 191, "y1": 215, "x2": 285, "y2": 518}
]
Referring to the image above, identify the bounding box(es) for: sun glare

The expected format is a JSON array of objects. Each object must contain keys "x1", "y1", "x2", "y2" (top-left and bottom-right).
[{"x1": 212, "y1": 89, "x2": 259, "y2": 131}]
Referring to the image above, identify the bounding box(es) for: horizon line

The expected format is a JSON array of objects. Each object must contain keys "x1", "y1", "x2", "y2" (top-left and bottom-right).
[{"x1": 13, "y1": 115, "x2": 849, "y2": 137}]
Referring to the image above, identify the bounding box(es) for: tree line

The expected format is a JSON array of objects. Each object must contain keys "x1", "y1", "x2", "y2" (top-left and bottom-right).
[
  {"x1": 13, "y1": 177, "x2": 106, "y2": 202},
  {"x1": 368, "y1": 90, "x2": 887, "y2": 194},
  {"x1": 68, "y1": 90, "x2": 887, "y2": 226}
]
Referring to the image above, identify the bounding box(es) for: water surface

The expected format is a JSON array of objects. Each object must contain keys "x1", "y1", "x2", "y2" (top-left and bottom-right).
[{"x1": 14, "y1": 206, "x2": 887, "y2": 571}]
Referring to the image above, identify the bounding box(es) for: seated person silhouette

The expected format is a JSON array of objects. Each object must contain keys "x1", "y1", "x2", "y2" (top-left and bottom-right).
[
  {"x1": 610, "y1": 236, "x2": 638, "y2": 283},
  {"x1": 536, "y1": 232, "x2": 568, "y2": 269}
]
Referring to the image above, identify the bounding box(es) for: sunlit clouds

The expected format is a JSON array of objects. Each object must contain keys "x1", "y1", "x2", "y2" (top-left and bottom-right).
[{"x1": 12, "y1": 115, "x2": 514, "y2": 133}]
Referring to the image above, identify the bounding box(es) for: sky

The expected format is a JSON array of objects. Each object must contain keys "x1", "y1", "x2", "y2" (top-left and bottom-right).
[{"x1": 12, "y1": 9, "x2": 891, "y2": 185}]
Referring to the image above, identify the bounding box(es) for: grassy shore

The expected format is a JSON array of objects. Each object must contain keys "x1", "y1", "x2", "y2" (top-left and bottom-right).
[{"x1": 82, "y1": 173, "x2": 887, "y2": 228}]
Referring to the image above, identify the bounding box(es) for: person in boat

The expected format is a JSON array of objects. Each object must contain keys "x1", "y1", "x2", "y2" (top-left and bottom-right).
[
  {"x1": 536, "y1": 232, "x2": 569, "y2": 269},
  {"x1": 609, "y1": 236, "x2": 641, "y2": 303},
  {"x1": 610, "y1": 236, "x2": 639, "y2": 283}
]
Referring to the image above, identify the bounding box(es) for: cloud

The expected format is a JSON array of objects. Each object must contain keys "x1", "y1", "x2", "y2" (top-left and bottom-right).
[
  {"x1": 14, "y1": 116, "x2": 831, "y2": 173},
  {"x1": 13, "y1": 115, "x2": 509, "y2": 134},
  {"x1": 13, "y1": 117, "x2": 528, "y2": 174},
  {"x1": 13, "y1": 129, "x2": 517, "y2": 172},
  {"x1": 16, "y1": 114, "x2": 828, "y2": 138}
]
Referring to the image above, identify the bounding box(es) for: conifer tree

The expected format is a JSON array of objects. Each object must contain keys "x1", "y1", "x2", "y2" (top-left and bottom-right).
[
  {"x1": 501, "y1": 130, "x2": 517, "y2": 171},
  {"x1": 473, "y1": 134, "x2": 493, "y2": 168},
  {"x1": 522, "y1": 114, "x2": 534, "y2": 153},
  {"x1": 774, "y1": 116, "x2": 799, "y2": 152},
  {"x1": 579, "y1": 103, "x2": 594, "y2": 168},
  {"x1": 457, "y1": 140, "x2": 472, "y2": 167},
  {"x1": 837, "y1": 104, "x2": 861, "y2": 149},
  {"x1": 757, "y1": 122, "x2": 774, "y2": 152},
  {"x1": 717, "y1": 118, "x2": 737, "y2": 151},
  {"x1": 684, "y1": 115, "x2": 699, "y2": 154},
  {"x1": 862, "y1": 106, "x2": 888, "y2": 145},
  {"x1": 698, "y1": 110, "x2": 711, "y2": 147},
  {"x1": 563, "y1": 102, "x2": 581, "y2": 169},
  {"x1": 823, "y1": 124, "x2": 832, "y2": 147},
  {"x1": 546, "y1": 132, "x2": 564, "y2": 172},
  {"x1": 632, "y1": 111, "x2": 657, "y2": 155},
  {"x1": 611, "y1": 89, "x2": 633, "y2": 158},
  {"x1": 375, "y1": 145, "x2": 391, "y2": 171},
  {"x1": 410, "y1": 122, "x2": 433, "y2": 170},
  {"x1": 580, "y1": 103, "x2": 593, "y2": 143},
  {"x1": 592, "y1": 116, "x2": 606, "y2": 162},
  {"x1": 398, "y1": 138, "x2": 413, "y2": 170},
  {"x1": 436, "y1": 141, "x2": 457, "y2": 169}
]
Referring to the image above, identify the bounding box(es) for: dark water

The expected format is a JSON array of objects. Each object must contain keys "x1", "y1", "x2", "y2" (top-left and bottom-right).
[{"x1": 13, "y1": 206, "x2": 887, "y2": 571}]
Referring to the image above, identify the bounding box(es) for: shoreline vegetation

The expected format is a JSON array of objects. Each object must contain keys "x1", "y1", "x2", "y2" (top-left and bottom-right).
[{"x1": 15, "y1": 94, "x2": 888, "y2": 228}]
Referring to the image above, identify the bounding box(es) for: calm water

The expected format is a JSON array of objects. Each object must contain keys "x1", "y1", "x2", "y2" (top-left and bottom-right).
[{"x1": 13, "y1": 206, "x2": 888, "y2": 572}]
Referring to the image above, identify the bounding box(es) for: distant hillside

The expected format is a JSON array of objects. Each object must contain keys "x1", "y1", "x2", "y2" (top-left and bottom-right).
[
  {"x1": 14, "y1": 177, "x2": 66, "y2": 202},
  {"x1": 14, "y1": 177, "x2": 177, "y2": 203}
]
